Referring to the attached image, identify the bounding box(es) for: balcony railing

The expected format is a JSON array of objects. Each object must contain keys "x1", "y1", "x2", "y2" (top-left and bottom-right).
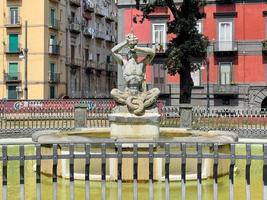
[
  {"x1": 213, "y1": 84, "x2": 239, "y2": 95},
  {"x1": 49, "y1": 19, "x2": 60, "y2": 30},
  {"x1": 69, "y1": 20, "x2": 81, "y2": 33},
  {"x1": 4, "y1": 72, "x2": 21, "y2": 83},
  {"x1": 95, "y1": 30, "x2": 106, "y2": 40},
  {"x1": 5, "y1": 44, "x2": 21, "y2": 54},
  {"x1": 106, "y1": 35, "x2": 117, "y2": 43},
  {"x1": 213, "y1": 41, "x2": 238, "y2": 54},
  {"x1": 4, "y1": 16, "x2": 22, "y2": 27},
  {"x1": 48, "y1": 72, "x2": 60, "y2": 83},
  {"x1": 84, "y1": 0, "x2": 94, "y2": 12},
  {"x1": 69, "y1": 0, "x2": 81, "y2": 7},
  {"x1": 49, "y1": 44, "x2": 60, "y2": 55},
  {"x1": 106, "y1": 63, "x2": 117, "y2": 72},
  {"x1": 262, "y1": 40, "x2": 267, "y2": 54},
  {"x1": 49, "y1": 0, "x2": 60, "y2": 3},
  {"x1": 139, "y1": 43, "x2": 168, "y2": 54},
  {"x1": 105, "y1": 11, "x2": 117, "y2": 22},
  {"x1": 95, "y1": 5, "x2": 108, "y2": 17},
  {"x1": 82, "y1": 27, "x2": 95, "y2": 38},
  {"x1": 66, "y1": 57, "x2": 82, "y2": 68}
]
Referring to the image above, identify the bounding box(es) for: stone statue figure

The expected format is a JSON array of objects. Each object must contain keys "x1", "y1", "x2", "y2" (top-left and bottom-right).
[{"x1": 111, "y1": 33, "x2": 160, "y2": 115}]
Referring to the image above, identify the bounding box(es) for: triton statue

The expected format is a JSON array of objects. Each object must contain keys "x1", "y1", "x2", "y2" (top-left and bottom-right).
[{"x1": 111, "y1": 33, "x2": 160, "y2": 115}]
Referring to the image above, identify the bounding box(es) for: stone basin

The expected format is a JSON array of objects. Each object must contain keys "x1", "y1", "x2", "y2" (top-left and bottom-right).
[{"x1": 32, "y1": 128, "x2": 238, "y2": 181}]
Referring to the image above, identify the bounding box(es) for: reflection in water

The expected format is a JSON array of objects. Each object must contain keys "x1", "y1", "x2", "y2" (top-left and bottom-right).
[{"x1": 0, "y1": 145, "x2": 263, "y2": 200}]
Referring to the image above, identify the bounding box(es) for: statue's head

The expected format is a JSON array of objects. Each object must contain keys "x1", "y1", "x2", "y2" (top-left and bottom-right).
[{"x1": 126, "y1": 33, "x2": 138, "y2": 49}]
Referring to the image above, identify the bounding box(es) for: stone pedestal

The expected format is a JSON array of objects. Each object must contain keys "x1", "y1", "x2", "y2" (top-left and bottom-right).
[
  {"x1": 74, "y1": 103, "x2": 87, "y2": 128},
  {"x1": 180, "y1": 104, "x2": 193, "y2": 128},
  {"x1": 109, "y1": 109, "x2": 160, "y2": 139}
]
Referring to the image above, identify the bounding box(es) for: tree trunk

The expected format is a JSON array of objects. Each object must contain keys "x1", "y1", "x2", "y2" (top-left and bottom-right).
[{"x1": 179, "y1": 62, "x2": 193, "y2": 104}]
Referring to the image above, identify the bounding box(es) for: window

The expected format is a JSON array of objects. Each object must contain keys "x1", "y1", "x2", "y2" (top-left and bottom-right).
[
  {"x1": 50, "y1": 8, "x2": 56, "y2": 27},
  {"x1": 220, "y1": 63, "x2": 231, "y2": 85},
  {"x1": 97, "y1": 53, "x2": 100, "y2": 63},
  {"x1": 196, "y1": 22, "x2": 202, "y2": 33},
  {"x1": 8, "y1": 62, "x2": 19, "y2": 80},
  {"x1": 218, "y1": 22, "x2": 232, "y2": 50},
  {"x1": 9, "y1": 34, "x2": 19, "y2": 52},
  {"x1": 191, "y1": 69, "x2": 201, "y2": 87},
  {"x1": 153, "y1": 64, "x2": 165, "y2": 84},
  {"x1": 10, "y1": 7, "x2": 19, "y2": 24},
  {"x1": 8, "y1": 86, "x2": 17, "y2": 99},
  {"x1": 49, "y1": 86, "x2": 55, "y2": 99},
  {"x1": 152, "y1": 24, "x2": 166, "y2": 52},
  {"x1": 71, "y1": 45, "x2": 75, "y2": 61},
  {"x1": 106, "y1": 55, "x2": 111, "y2": 64},
  {"x1": 85, "y1": 49, "x2": 89, "y2": 62}
]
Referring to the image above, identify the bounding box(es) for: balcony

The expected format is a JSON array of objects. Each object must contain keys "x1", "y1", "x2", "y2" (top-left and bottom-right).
[
  {"x1": 106, "y1": 35, "x2": 117, "y2": 43},
  {"x1": 262, "y1": 40, "x2": 267, "y2": 55},
  {"x1": 147, "y1": 84, "x2": 171, "y2": 94},
  {"x1": 84, "y1": 0, "x2": 94, "y2": 12},
  {"x1": 213, "y1": 41, "x2": 238, "y2": 56},
  {"x1": 4, "y1": 16, "x2": 21, "y2": 28},
  {"x1": 5, "y1": 44, "x2": 21, "y2": 55},
  {"x1": 95, "y1": 5, "x2": 108, "y2": 18},
  {"x1": 49, "y1": 44, "x2": 60, "y2": 55},
  {"x1": 49, "y1": 0, "x2": 60, "y2": 3},
  {"x1": 49, "y1": 19, "x2": 60, "y2": 30},
  {"x1": 69, "y1": 0, "x2": 81, "y2": 7},
  {"x1": 213, "y1": 84, "x2": 239, "y2": 95},
  {"x1": 95, "y1": 30, "x2": 106, "y2": 40},
  {"x1": 66, "y1": 57, "x2": 82, "y2": 68},
  {"x1": 69, "y1": 20, "x2": 81, "y2": 34},
  {"x1": 4, "y1": 72, "x2": 21, "y2": 83},
  {"x1": 106, "y1": 63, "x2": 117, "y2": 73},
  {"x1": 105, "y1": 11, "x2": 117, "y2": 22},
  {"x1": 48, "y1": 72, "x2": 60, "y2": 83},
  {"x1": 82, "y1": 27, "x2": 95, "y2": 38}
]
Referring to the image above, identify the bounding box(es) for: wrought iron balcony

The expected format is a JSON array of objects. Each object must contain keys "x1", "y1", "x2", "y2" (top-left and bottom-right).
[
  {"x1": 4, "y1": 16, "x2": 22, "y2": 28},
  {"x1": 106, "y1": 11, "x2": 117, "y2": 22},
  {"x1": 84, "y1": 0, "x2": 94, "y2": 12},
  {"x1": 262, "y1": 40, "x2": 267, "y2": 54},
  {"x1": 95, "y1": 30, "x2": 106, "y2": 40},
  {"x1": 106, "y1": 35, "x2": 117, "y2": 43},
  {"x1": 213, "y1": 41, "x2": 238, "y2": 55},
  {"x1": 49, "y1": 0, "x2": 60, "y2": 3},
  {"x1": 82, "y1": 27, "x2": 95, "y2": 38},
  {"x1": 49, "y1": 44, "x2": 60, "y2": 55},
  {"x1": 4, "y1": 72, "x2": 21, "y2": 83},
  {"x1": 5, "y1": 44, "x2": 21, "y2": 54},
  {"x1": 66, "y1": 57, "x2": 82, "y2": 68},
  {"x1": 139, "y1": 43, "x2": 168, "y2": 56},
  {"x1": 213, "y1": 84, "x2": 239, "y2": 95},
  {"x1": 106, "y1": 63, "x2": 117, "y2": 72},
  {"x1": 49, "y1": 19, "x2": 60, "y2": 30},
  {"x1": 69, "y1": 0, "x2": 81, "y2": 7},
  {"x1": 48, "y1": 72, "x2": 60, "y2": 83},
  {"x1": 69, "y1": 20, "x2": 81, "y2": 33},
  {"x1": 95, "y1": 5, "x2": 108, "y2": 17}
]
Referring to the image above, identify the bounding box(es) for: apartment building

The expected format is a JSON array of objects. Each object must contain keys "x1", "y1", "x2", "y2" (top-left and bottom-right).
[
  {"x1": 0, "y1": 0, "x2": 117, "y2": 100},
  {"x1": 117, "y1": 0, "x2": 267, "y2": 109}
]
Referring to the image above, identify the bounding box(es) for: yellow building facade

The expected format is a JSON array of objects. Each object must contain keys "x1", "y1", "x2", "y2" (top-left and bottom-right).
[
  {"x1": 0, "y1": 0, "x2": 117, "y2": 100},
  {"x1": 0, "y1": 0, "x2": 67, "y2": 100}
]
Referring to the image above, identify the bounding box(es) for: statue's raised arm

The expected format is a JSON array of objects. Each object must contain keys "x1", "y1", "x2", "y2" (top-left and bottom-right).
[
  {"x1": 134, "y1": 46, "x2": 155, "y2": 65},
  {"x1": 111, "y1": 39, "x2": 128, "y2": 66}
]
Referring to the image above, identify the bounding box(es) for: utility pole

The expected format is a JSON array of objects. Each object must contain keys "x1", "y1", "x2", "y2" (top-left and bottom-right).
[{"x1": 24, "y1": 21, "x2": 28, "y2": 100}]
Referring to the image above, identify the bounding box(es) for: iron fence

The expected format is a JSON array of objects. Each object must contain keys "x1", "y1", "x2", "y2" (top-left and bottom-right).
[
  {"x1": 0, "y1": 141, "x2": 267, "y2": 200},
  {"x1": 0, "y1": 100, "x2": 267, "y2": 137}
]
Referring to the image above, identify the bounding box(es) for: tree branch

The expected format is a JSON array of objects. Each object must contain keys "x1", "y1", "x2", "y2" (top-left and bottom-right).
[{"x1": 165, "y1": 0, "x2": 179, "y2": 19}]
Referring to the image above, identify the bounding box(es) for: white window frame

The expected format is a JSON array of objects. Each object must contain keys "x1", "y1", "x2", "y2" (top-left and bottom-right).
[
  {"x1": 191, "y1": 69, "x2": 201, "y2": 87},
  {"x1": 196, "y1": 22, "x2": 202, "y2": 34},
  {"x1": 219, "y1": 62, "x2": 232, "y2": 85},
  {"x1": 218, "y1": 21, "x2": 233, "y2": 51},
  {"x1": 152, "y1": 23, "x2": 166, "y2": 52}
]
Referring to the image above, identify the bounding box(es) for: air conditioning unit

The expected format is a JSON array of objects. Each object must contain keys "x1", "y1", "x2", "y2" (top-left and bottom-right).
[{"x1": 16, "y1": 86, "x2": 22, "y2": 92}]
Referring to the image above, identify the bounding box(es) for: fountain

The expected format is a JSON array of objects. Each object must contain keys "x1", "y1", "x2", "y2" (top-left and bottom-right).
[{"x1": 32, "y1": 33, "x2": 238, "y2": 181}]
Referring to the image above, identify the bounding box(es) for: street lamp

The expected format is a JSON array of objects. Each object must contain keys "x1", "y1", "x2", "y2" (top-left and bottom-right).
[{"x1": 19, "y1": 21, "x2": 28, "y2": 100}]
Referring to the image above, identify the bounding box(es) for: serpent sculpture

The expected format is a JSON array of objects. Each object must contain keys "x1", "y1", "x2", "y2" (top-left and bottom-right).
[{"x1": 110, "y1": 34, "x2": 160, "y2": 115}]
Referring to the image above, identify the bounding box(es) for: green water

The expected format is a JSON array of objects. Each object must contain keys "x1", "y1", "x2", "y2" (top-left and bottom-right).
[{"x1": 0, "y1": 145, "x2": 263, "y2": 200}]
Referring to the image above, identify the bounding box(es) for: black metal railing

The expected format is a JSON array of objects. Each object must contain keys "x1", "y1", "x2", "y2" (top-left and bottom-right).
[
  {"x1": 0, "y1": 141, "x2": 267, "y2": 200},
  {"x1": 49, "y1": 44, "x2": 60, "y2": 55},
  {"x1": 4, "y1": 72, "x2": 21, "y2": 83},
  {"x1": 213, "y1": 41, "x2": 238, "y2": 52}
]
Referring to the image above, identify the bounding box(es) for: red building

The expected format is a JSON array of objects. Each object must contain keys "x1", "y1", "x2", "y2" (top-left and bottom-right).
[{"x1": 116, "y1": 0, "x2": 267, "y2": 109}]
